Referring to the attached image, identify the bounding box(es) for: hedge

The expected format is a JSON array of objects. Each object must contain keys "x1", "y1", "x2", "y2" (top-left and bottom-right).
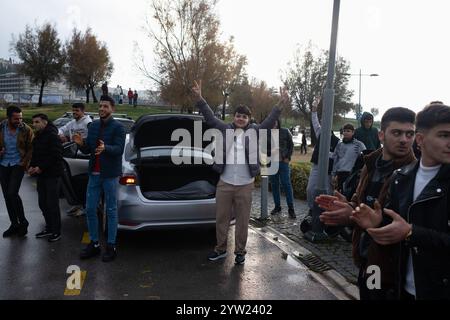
[{"x1": 255, "y1": 161, "x2": 312, "y2": 200}]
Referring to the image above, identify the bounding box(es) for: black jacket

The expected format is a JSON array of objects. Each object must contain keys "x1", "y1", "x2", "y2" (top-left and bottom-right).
[
  {"x1": 386, "y1": 161, "x2": 450, "y2": 300},
  {"x1": 30, "y1": 122, "x2": 63, "y2": 178}
]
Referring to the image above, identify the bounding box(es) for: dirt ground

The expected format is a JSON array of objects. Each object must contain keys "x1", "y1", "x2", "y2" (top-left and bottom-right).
[{"x1": 291, "y1": 146, "x2": 314, "y2": 163}]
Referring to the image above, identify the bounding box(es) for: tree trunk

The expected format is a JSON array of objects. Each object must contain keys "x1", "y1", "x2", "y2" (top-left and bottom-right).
[
  {"x1": 38, "y1": 80, "x2": 45, "y2": 107},
  {"x1": 85, "y1": 88, "x2": 90, "y2": 104},
  {"x1": 91, "y1": 86, "x2": 98, "y2": 103}
]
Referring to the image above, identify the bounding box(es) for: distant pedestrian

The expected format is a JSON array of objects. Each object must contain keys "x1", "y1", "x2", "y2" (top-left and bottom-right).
[
  {"x1": 29, "y1": 114, "x2": 64, "y2": 242},
  {"x1": 127, "y1": 88, "x2": 133, "y2": 105},
  {"x1": 101, "y1": 82, "x2": 108, "y2": 96},
  {"x1": 0, "y1": 106, "x2": 34, "y2": 238},
  {"x1": 354, "y1": 112, "x2": 381, "y2": 152},
  {"x1": 300, "y1": 129, "x2": 307, "y2": 154},
  {"x1": 113, "y1": 85, "x2": 120, "y2": 104},
  {"x1": 133, "y1": 90, "x2": 138, "y2": 108},
  {"x1": 119, "y1": 87, "x2": 124, "y2": 105}
]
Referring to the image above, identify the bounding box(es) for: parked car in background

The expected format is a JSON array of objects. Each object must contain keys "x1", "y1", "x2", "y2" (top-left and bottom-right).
[{"x1": 60, "y1": 114, "x2": 218, "y2": 231}]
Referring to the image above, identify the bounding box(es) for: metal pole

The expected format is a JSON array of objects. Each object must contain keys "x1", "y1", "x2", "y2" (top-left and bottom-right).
[
  {"x1": 306, "y1": 0, "x2": 341, "y2": 240},
  {"x1": 222, "y1": 92, "x2": 228, "y2": 120},
  {"x1": 260, "y1": 176, "x2": 269, "y2": 220},
  {"x1": 358, "y1": 69, "x2": 362, "y2": 119}
]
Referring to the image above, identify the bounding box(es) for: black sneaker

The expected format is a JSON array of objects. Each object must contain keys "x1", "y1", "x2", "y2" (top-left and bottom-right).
[
  {"x1": 35, "y1": 229, "x2": 52, "y2": 238},
  {"x1": 288, "y1": 207, "x2": 296, "y2": 219},
  {"x1": 270, "y1": 206, "x2": 282, "y2": 215},
  {"x1": 207, "y1": 250, "x2": 227, "y2": 261},
  {"x1": 235, "y1": 254, "x2": 246, "y2": 265},
  {"x1": 17, "y1": 221, "x2": 29, "y2": 237},
  {"x1": 80, "y1": 241, "x2": 101, "y2": 260},
  {"x1": 102, "y1": 244, "x2": 117, "y2": 262},
  {"x1": 48, "y1": 233, "x2": 61, "y2": 242},
  {"x1": 3, "y1": 225, "x2": 19, "y2": 238}
]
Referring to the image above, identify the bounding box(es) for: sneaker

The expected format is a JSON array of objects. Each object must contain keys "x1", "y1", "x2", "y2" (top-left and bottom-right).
[
  {"x1": 66, "y1": 206, "x2": 81, "y2": 215},
  {"x1": 48, "y1": 233, "x2": 61, "y2": 242},
  {"x1": 80, "y1": 241, "x2": 101, "y2": 260},
  {"x1": 2, "y1": 225, "x2": 19, "y2": 238},
  {"x1": 35, "y1": 229, "x2": 52, "y2": 238},
  {"x1": 17, "y1": 221, "x2": 29, "y2": 237},
  {"x1": 270, "y1": 206, "x2": 282, "y2": 215},
  {"x1": 235, "y1": 254, "x2": 246, "y2": 265},
  {"x1": 102, "y1": 244, "x2": 117, "y2": 262},
  {"x1": 207, "y1": 250, "x2": 227, "y2": 261},
  {"x1": 288, "y1": 207, "x2": 296, "y2": 219},
  {"x1": 72, "y1": 208, "x2": 86, "y2": 217}
]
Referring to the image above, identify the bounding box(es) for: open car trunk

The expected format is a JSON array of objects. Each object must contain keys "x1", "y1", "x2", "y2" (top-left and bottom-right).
[
  {"x1": 137, "y1": 163, "x2": 219, "y2": 200},
  {"x1": 131, "y1": 114, "x2": 219, "y2": 201}
]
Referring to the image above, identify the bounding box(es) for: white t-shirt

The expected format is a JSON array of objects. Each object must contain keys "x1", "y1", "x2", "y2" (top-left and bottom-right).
[
  {"x1": 404, "y1": 160, "x2": 441, "y2": 296},
  {"x1": 58, "y1": 115, "x2": 92, "y2": 140},
  {"x1": 220, "y1": 131, "x2": 254, "y2": 186}
]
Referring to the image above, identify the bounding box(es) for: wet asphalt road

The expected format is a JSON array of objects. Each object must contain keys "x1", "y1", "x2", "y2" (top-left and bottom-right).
[{"x1": 0, "y1": 175, "x2": 336, "y2": 300}]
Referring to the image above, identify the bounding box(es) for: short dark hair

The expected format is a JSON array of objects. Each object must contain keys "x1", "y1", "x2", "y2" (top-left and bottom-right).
[
  {"x1": 72, "y1": 102, "x2": 85, "y2": 111},
  {"x1": 6, "y1": 105, "x2": 22, "y2": 118},
  {"x1": 380, "y1": 107, "x2": 416, "y2": 131},
  {"x1": 234, "y1": 105, "x2": 251, "y2": 117},
  {"x1": 416, "y1": 104, "x2": 450, "y2": 132},
  {"x1": 32, "y1": 113, "x2": 49, "y2": 122},
  {"x1": 100, "y1": 95, "x2": 115, "y2": 107},
  {"x1": 343, "y1": 123, "x2": 354, "y2": 131}
]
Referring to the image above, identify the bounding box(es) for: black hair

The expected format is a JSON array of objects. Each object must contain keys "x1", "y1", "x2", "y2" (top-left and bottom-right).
[
  {"x1": 32, "y1": 113, "x2": 49, "y2": 122},
  {"x1": 72, "y1": 102, "x2": 85, "y2": 111},
  {"x1": 100, "y1": 95, "x2": 115, "y2": 107},
  {"x1": 416, "y1": 104, "x2": 450, "y2": 131},
  {"x1": 380, "y1": 107, "x2": 416, "y2": 131},
  {"x1": 234, "y1": 105, "x2": 251, "y2": 117},
  {"x1": 6, "y1": 105, "x2": 22, "y2": 118},
  {"x1": 343, "y1": 123, "x2": 355, "y2": 131}
]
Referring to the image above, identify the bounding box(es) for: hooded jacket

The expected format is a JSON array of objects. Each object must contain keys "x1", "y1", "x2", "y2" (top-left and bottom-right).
[{"x1": 354, "y1": 112, "x2": 381, "y2": 151}]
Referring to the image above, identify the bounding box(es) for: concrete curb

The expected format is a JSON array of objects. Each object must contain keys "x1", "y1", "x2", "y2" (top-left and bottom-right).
[{"x1": 250, "y1": 218, "x2": 360, "y2": 300}]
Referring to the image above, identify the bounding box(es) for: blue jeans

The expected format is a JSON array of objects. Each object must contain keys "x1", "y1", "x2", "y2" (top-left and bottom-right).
[
  {"x1": 269, "y1": 162, "x2": 294, "y2": 208},
  {"x1": 85, "y1": 174, "x2": 118, "y2": 245}
]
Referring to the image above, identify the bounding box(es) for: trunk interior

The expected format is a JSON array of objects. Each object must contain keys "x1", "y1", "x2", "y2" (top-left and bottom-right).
[{"x1": 137, "y1": 163, "x2": 219, "y2": 201}]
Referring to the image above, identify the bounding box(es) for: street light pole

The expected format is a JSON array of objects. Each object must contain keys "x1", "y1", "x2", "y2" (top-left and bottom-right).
[
  {"x1": 222, "y1": 90, "x2": 229, "y2": 120},
  {"x1": 304, "y1": 0, "x2": 341, "y2": 242},
  {"x1": 344, "y1": 71, "x2": 379, "y2": 120}
]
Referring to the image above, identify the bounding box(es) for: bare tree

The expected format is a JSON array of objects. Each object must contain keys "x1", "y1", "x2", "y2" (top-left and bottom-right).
[{"x1": 138, "y1": 0, "x2": 246, "y2": 112}]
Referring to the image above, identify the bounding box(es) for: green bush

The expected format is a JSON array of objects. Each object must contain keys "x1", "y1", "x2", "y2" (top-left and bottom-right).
[{"x1": 255, "y1": 161, "x2": 311, "y2": 200}]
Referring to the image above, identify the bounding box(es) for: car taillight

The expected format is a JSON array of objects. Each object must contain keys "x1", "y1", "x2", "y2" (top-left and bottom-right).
[{"x1": 119, "y1": 175, "x2": 137, "y2": 185}]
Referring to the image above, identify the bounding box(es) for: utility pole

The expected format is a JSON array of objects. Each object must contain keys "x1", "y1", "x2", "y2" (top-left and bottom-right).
[{"x1": 304, "y1": 0, "x2": 341, "y2": 242}]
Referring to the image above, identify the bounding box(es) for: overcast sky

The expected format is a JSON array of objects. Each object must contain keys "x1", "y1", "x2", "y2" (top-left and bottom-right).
[{"x1": 1, "y1": 0, "x2": 449, "y2": 119}]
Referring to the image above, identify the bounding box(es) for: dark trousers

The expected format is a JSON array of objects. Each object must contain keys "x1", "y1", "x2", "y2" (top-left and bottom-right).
[
  {"x1": 336, "y1": 171, "x2": 350, "y2": 193},
  {"x1": 0, "y1": 165, "x2": 27, "y2": 227},
  {"x1": 37, "y1": 176, "x2": 61, "y2": 234},
  {"x1": 300, "y1": 143, "x2": 307, "y2": 154}
]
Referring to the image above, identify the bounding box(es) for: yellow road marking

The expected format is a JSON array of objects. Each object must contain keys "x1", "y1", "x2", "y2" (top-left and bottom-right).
[
  {"x1": 81, "y1": 232, "x2": 90, "y2": 244},
  {"x1": 64, "y1": 271, "x2": 87, "y2": 296}
]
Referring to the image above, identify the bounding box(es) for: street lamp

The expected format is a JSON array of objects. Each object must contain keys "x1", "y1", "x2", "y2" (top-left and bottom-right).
[
  {"x1": 344, "y1": 70, "x2": 379, "y2": 120},
  {"x1": 221, "y1": 90, "x2": 230, "y2": 120}
]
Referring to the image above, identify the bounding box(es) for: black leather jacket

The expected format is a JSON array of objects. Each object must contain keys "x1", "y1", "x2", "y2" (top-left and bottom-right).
[{"x1": 386, "y1": 161, "x2": 450, "y2": 299}]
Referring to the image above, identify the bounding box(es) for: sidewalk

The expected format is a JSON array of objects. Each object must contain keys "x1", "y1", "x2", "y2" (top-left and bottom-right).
[{"x1": 249, "y1": 187, "x2": 359, "y2": 285}]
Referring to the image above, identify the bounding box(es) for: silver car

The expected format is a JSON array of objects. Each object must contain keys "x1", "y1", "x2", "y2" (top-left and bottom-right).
[{"x1": 61, "y1": 114, "x2": 219, "y2": 231}]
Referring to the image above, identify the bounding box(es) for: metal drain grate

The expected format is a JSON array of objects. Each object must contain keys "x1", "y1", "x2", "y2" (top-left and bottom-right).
[{"x1": 297, "y1": 254, "x2": 331, "y2": 273}]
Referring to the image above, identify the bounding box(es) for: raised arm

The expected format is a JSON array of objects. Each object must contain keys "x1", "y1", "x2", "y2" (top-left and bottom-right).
[{"x1": 192, "y1": 80, "x2": 228, "y2": 130}]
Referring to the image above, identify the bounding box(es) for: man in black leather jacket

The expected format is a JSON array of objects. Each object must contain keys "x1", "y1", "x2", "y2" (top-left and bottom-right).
[{"x1": 353, "y1": 103, "x2": 450, "y2": 300}]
